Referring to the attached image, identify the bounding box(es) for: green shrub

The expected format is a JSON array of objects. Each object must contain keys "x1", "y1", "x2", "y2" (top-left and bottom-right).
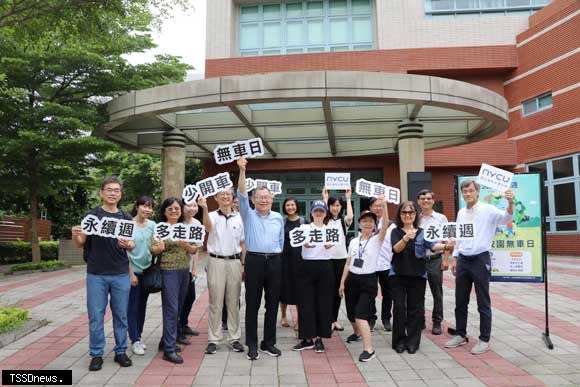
[
  {"x1": 9, "y1": 260, "x2": 68, "y2": 273},
  {"x1": 0, "y1": 241, "x2": 59, "y2": 264},
  {"x1": 0, "y1": 307, "x2": 29, "y2": 334}
]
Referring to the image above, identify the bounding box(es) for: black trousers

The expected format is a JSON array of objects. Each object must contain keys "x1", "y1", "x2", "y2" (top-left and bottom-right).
[
  {"x1": 344, "y1": 273, "x2": 378, "y2": 323},
  {"x1": 455, "y1": 252, "x2": 492, "y2": 342},
  {"x1": 297, "y1": 260, "x2": 334, "y2": 339},
  {"x1": 391, "y1": 275, "x2": 426, "y2": 350},
  {"x1": 244, "y1": 253, "x2": 282, "y2": 348},
  {"x1": 331, "y1": 259, "x2": 346, "y2": 322},
  {"x1": 179, "y1": 272, "x2": 196, "y2": 330},
  {"x1": 425, "y1": 256, "x2": 444, "y2": 324},
  {"x1": 377, "y1": 269, "x2": 393, "y2": 322}
]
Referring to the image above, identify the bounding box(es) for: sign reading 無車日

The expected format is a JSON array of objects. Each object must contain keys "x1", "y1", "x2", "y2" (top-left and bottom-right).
[{"x1": 456, "y1": 173, "x2": 544, "y2": 282}]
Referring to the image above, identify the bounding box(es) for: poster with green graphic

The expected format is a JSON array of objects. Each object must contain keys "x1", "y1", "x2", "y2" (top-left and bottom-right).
[{"x1": 456, "y1": 173, "x2": 545, "y2": 282}]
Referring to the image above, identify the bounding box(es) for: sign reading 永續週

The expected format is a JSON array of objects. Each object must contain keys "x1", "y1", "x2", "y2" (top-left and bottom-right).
[
  {"x1": 214, "y1": 138, "x2": 265, "y2": 165},
  {"x1": 289, "y1": 225, "x2": 342, "y2": 247},
  {"x1": 423, "y1": 222, "x2": 475, "y2": 242},
  {"x1": 154, "y1": 222, "x2": 206, "y2": 244},
  {"x1": 324, "y1": 173, "x2": 351, "y2": 190},
  {"x1": 355, "y1": 178, "x2": 400, "y2": 204},
  {"x1": 477, "y1": 163, "x2": 514, "y2": 192},
  {"x1": 80, "y1": 215, "x2": 136, "y2": 239},
  {"x1": 182, "y1": 172, "x2": 234, "y2": 204}
]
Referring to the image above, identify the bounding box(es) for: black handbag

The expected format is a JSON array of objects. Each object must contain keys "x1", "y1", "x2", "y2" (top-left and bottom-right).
[{"x1": 142, "y1": 256, "x2": 162, "y2": 293}]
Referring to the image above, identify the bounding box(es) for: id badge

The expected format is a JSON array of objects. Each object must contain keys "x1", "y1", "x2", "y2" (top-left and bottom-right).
[{"x1": 353, "y1": 258, "x2": 364, "y2": 268}]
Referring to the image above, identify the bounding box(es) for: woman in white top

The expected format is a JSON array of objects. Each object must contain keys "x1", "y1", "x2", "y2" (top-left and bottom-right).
[
  {"x1": 179, "y1": 201, "x2": 202, "y2": 339},
  {"x1": 339, "y1": 199, "x2": 389, "y2": 363},
  {"x1": 292, "y1": 200, "x2": 335, "y2": 353},
  {"x1": 322, "y1": 186, "x2": 354, "y2": 332}
]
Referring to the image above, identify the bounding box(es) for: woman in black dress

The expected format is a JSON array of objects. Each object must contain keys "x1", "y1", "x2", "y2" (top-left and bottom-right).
[{"x1": 280, "y1": 197, "x2": 304, "y2": 331}]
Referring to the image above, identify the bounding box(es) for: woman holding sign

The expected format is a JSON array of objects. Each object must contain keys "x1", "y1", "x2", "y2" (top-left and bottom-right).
[
  {"x1": 322, "y1": 186, "x2": 353, "y2": 332},
  {"x1": 127, "y1": 196, "x2": 155, "y2": 356},
  {"x1": 390, "y1": 201, "x2": 446, "y2": 354},
  {"x1": 292, "y1": 200, "x2": 335, "y2": 353},
  {"x1": 152, "y1": 197, "x2": 198, "y2": 364},
  {"x1": 339, "y1": 199, "x2": 389, "y2": 362}
]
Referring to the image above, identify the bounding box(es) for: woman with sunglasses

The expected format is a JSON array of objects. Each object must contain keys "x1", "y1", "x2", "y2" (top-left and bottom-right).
[{"x1": 390, "y1": 201, "x2": 446, "y2": 354}]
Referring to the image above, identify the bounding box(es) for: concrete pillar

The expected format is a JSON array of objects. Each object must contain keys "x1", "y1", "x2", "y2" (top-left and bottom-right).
[
  {"x1": 161, "y1": 129, "x2": 187, "y2": 199},
  {"x1": 397, "y1": 121, "x2": 425, "y2": 202}
]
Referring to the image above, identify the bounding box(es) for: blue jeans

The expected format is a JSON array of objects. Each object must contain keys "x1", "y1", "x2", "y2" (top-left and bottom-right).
[
  {"x1": 87, "y1": 273, "x2": 130, "y2": 357},
  {"x1": 128, "y1": 273, "x2": 149, "y2": 343},
  {"x1": 161, "y1": 269, "x2": 189, "y2": 353}
]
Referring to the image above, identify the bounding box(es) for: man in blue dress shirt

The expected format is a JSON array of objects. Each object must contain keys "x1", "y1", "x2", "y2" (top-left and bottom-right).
[{"x1": 237, "y1": 157, "x2": 285, "y2": 361}]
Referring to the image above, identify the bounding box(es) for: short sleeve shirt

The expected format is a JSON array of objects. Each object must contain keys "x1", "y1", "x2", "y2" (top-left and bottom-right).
[
  {"x1": 302, "y1": 224, "x2": 333, "y2": 260},
  {"x1": 206, "y1": 210, "x2": 245, "y2": 256},
  {"x1": 347, "y1": 234, "x2": 383, "y2": 275}
]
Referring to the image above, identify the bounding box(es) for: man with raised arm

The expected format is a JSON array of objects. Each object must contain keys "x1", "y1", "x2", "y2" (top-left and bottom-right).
[
  {"x1": 237, "y1": 157, "x2": 285, "y2": 361},
  {"x1": 445, "y1": 179, "x2": 513, "y2": 355}
]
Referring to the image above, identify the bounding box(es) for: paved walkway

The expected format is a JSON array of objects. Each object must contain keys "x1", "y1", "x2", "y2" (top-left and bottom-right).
[{"x1": 1, "y1": 255, "x2": 579, "y2": 386}]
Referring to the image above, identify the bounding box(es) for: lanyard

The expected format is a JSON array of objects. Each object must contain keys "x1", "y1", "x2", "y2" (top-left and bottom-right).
[{"x1": 358, "y1": 237, "x2": 371, "y2": 259}]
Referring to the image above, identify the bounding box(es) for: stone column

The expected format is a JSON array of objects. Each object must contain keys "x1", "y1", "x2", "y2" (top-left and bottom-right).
[
  {"x1": 397, "y1": 121, "x2": 425, "y2": 202},
  {"x1": 161, "y1": 129, "x2": 187, "y2": 199}
]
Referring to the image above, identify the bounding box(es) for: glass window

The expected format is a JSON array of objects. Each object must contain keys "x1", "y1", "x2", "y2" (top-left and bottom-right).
[
  {"x1": 431, "y1": 0, "x2": 455, "y2": 10},
  {"x1": 287, "y1": 187, "x2": 306, "y2": 194},
  {"x1": 556, "y1": 221, "x2": 577, "y2": 231},
  {"x1": 456, "y1": 0, "x2": 479, "y2": 8},
  {"x1": 329, "y1": 18, "x2": 348, "y2": 43},
  {"x1": 554, "y1": 183, "x2": 576, "y2": 216},
  {"x1": 426, "y1": 0, "x2": 547, "y2": 15},
  {"x1": 307, "y1": 1, "x2": 324, "y2": 16},
  {"x1": 286, "y1": 48, "x2": 304, "y2": 54},
  {"x1": 263, "y1": 49, "x2": 281, "y2": 55},
  {"x1": 263, "y1": 4, "x2": 281, "y2": 19},
  {"x1": 538, "y1": 94, "x2": 552, "y2": 109},
  {"x1": 553, "y1": 157, "x2": 574, "y2": 179},
  {"x1": 481, "y1": 0, "x2": 506, "y2": 7},
  {"x1": 286, "y1": 2, "x2": 303, "y2": 18},
  {"x1": 307, "y1": 19, "x2": 325, "y2": 45},
  {"x1": 263, "y1": 22, "x2": 282, "y2": 48},
  {"x1": 240, "y1": 24, "x2": 259, "y2": 49},
  {"x1": 241, "y1": 6, "x2": 259, "y2": 21},
  {"x1": 522, "y1": 93, "x2": 552, "y2": 116},
  {"x1": 352, "y1": 0, "x2": 371, "y2": 14},
  {"x1": 528, "y1": 162, "x2": 546, "y2": 175},
  {"x1": 307, "y1": 46, "x2": 325, "y2": 52},
  {"x1": 329, "y1": 0, "x2": 348, "y2": 15},
  {"x1": 506, "y1": 0, "x2": 531, "y2": 6},
  {"x1": 352, "y1": 16, "x2": 372, "y2": 42},
  {"x1": 286, "y1": 21, "x2": 303, "y2": 46},
  {"x1": 522, "y1": 99, "x2": 537, "y2": 116}
]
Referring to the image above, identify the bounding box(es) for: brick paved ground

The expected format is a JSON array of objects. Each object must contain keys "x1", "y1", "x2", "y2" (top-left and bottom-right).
[{"x1": 1, "y1": 255, "x2": 579, "y2": 387}]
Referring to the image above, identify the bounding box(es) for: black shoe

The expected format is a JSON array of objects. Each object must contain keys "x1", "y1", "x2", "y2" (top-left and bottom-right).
[
  {"x1": 432, "y1": 322, "x2": 442, "y2": 335},
  {"x1": 369, "y1": 319, "x2": 376, "y2": 332},
  {"x1": 158, "y1": 341, "x2": 182, "y2": 353},
  {"x1": 314, "y1": 339, "x2": 325, "y2": 353},
  {"x1": 292, "y1": 340, "x2": 314, "y2": 351},
  {"x1": 206, "y1": 343, "x2": 217, "y2": 355},
  {"x1": 260, "y1": 343, "x2": 281, "y2": 357},
  {"x1": 89, "y1": 357, "x2": 103, "y2": 371},
  {"x1": 395, "y1": 344, "x2": 405, "y2": 353},
  {"x1": 247, "y1": 346, "x2": 259, "y2": 361},
  {"x1": 346, "y1": 333, "x2": 360, "y2": 343},
  {"x1": 359, "y1": 350, "x2": 375, "y2": 362},
  {"x1": 406, "y1": 345, "x2": 418, "y2": 354},
  {"x1": 113, "y1": 353, "x2": 132, "y2": 367},
  {"x1": 177, "y1": 335, "x2": 191, "y2": 345},
  {"x1": 222, "y1": 321, "x2": 228, "y2": 331},
  {"x1": 231, "y1": 341, "x2": 245, "y2": 353},
  {"x1": 182, "y1": 325, "x2": 200, "y2": 336},
  {"x1": 382, "y1": 320, "x2": 392, "y2": 332},
  {"x1": 163, "y1": 351, "x2": 183, "y2": 364}
]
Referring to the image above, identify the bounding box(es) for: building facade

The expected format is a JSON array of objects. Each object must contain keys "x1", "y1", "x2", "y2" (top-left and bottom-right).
[{"x1": 203, "y1": 0, "x2": 580, "y2": 255}]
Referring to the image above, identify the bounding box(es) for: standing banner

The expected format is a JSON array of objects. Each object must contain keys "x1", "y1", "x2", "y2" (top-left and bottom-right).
[{"x1": 456, "y1": 173, "x2": 545, "y2": 283}]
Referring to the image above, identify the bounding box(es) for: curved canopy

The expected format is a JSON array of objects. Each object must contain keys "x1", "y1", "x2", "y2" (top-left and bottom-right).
[{"x1": 101, "y1": 71, "x2": 509, "y2": 159}]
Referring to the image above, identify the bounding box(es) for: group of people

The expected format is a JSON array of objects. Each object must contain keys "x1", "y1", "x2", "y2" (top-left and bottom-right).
[{"x1": 72, "y1": 159, "x2": 514, "y2": 370}]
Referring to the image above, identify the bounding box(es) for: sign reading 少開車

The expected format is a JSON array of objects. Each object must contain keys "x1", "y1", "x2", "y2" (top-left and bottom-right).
[
  {"x1": 477, "y1": 163, "x2": 514, "y2": 192},
  {"x1": 324, "y1": 173, "x2": 351, "y2": 190}
]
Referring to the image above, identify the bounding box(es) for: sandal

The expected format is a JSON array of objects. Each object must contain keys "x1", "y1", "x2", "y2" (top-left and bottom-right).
[{"x1": 281, "y1": 320, "x2": 290, "y2": 328}]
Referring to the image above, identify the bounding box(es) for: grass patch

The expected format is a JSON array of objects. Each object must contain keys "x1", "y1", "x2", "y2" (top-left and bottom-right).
[
  {"x1": 0, "y1": 307, "x2": 29, "y2": 334},
  {"x1": 9, "y1": 260, "x2": 68, "y2": 273}
]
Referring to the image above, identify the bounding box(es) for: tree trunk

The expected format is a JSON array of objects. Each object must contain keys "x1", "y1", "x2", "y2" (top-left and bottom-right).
[{"x1": 30, "y1": 187, "x2": 41, "y2": 263}]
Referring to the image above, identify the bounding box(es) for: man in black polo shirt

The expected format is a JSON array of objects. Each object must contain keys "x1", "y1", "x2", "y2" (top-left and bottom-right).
[{"x1": 72, "y1": 177, "x2": 135, "y2": 371}]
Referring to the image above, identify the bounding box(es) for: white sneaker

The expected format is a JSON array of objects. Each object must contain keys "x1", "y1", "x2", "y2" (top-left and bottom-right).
[
  {"x1": 132, "y1": 341, "x2": 145, "y2": 356},
  {"x1": 141, "y1": 342, "x2": 147, "y2": 350},
  {"x1": 444, "y1": 335, "x2": 467, "y2": 348},
  {"x1": 471, "y1": 340, "x2": 490, "y2": 355}
]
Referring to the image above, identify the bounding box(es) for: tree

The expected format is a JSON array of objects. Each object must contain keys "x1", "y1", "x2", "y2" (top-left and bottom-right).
[{"x1": 0, "y1": 2, "x2": 191, "y2": 261}]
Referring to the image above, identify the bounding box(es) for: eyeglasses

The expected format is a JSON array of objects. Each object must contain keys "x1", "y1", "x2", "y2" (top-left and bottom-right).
[
  {"x1": 401, "y1": 211, "x2": 416, "y2": 215},
  {"x1": 103, "y1": 188, "x2": 121, "y2": 194},
  {"x1": 166, "y1": 207, "x2": 181, "y2": 212}
]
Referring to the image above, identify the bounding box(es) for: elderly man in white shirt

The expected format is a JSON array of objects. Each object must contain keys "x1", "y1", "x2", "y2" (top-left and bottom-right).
[
  {"x1": 445, "y1": 179, "x2": 513, "y2": 355},
  {"x1": 198, "y1": 189, "x2": 245, "y2": 356}
]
